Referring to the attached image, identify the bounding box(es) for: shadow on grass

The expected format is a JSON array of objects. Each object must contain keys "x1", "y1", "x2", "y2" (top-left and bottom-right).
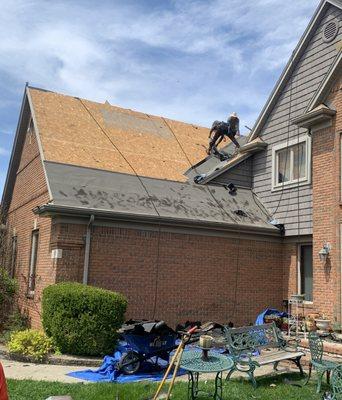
[{"x1": 7, "y1": 372, "x2": 328, "y2": 400}]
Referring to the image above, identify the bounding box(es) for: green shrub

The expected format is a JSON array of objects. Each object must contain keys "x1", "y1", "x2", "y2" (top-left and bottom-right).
[
  {"x1": 0, "y1": 267, "x2": 17, "y2": 306},
  {"x1": 0, "y1": 267, "x2": 18, "y2": 328},
  {"x1": 42, "y1": 282, "x2": 127, "y2": 356},
  {"x1": 0, "y1": 309, "x2": 29, "y2": 344},
  {"x1": 8, "y1": 329, "x2": 53, "y2": 362}
]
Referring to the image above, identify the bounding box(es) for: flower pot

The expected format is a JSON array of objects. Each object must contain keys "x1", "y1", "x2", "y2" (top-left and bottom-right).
[
  {"x1": 314, "y1": 319, "x2": 331, "y2": 332},
  {"x1": 305, "y1": 319, "x2": 316, "y2": 332}
]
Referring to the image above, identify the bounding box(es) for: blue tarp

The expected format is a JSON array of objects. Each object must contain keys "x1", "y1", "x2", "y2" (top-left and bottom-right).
[
  {"x1": 67, "y1": 351, "x2": 184, "y2": 383},
  {"x1": 68, "y1": 342, "x2": 226, "y2": 383},
  {"x1": 255, "y1": 308, "x2": 287, "y2": 325}
]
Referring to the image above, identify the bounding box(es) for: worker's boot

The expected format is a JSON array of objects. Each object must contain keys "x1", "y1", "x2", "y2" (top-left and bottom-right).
[{"x1": 232, "y1": 146, "x2": 240, "y2": 156}]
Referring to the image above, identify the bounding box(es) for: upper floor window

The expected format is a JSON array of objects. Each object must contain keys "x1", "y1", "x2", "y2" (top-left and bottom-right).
[{"x1": 272, "y1": 136, "x2": 311, "y2": 190}]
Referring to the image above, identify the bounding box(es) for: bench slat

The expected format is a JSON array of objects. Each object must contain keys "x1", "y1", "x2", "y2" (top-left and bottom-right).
[{"x1": 252, "y1": 350, "x2": 305, "y2": 365}]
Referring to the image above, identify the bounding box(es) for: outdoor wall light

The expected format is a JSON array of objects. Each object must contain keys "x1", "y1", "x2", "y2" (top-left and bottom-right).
[{"x1": 319, "y1": 242, "x2": 331, "y2": 263}]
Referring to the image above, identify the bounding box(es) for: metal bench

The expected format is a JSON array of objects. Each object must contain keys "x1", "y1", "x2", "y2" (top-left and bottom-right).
[{"x1": 224, "y1": 322, "x2": 305, "y2": 387}]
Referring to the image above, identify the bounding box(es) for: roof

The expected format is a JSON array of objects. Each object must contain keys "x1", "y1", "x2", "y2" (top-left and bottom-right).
[
  {"x1": 184, "y1": 135, "x2": 249, "y2": 180},
  {"x1": 36, "y1": 161, "x2": 279, "y2": 235},
  {"x1": 27, "y1": 87, "x2": 211, "y2": 183},
  {"x1": 292, "y1": 104, "x2": 337, "y2": 128},
  {"x1": 185, "y1": 137, "x2": 267, "y2": 184},
  {"x1": 305, "y1": 50, "x2": 342, "y2": 111},
  {"x1": 248, "y1": 0, "x2": 342, "y2": 142}
]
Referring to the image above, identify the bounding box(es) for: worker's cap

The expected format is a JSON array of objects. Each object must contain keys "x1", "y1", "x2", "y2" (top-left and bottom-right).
[{"x1": 230, "y1": 112, "x2": 238, "y2": 118}]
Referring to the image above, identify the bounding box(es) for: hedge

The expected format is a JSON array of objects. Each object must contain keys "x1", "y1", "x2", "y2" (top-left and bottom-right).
[{"x1": 42, "y1": 282, "x2": 127, "y2": 356}]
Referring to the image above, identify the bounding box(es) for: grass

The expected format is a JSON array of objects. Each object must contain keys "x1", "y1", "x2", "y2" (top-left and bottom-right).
[{"x1": 7, "y1": 373, "x2": 327, "y2": 400}]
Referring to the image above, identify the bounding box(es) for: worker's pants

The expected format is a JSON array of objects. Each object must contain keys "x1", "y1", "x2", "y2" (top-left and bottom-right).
[
  {"x1": 227, "y1": 132, "x2": 240, "y2": 148},
  {"x1": 208, "y1": 131, "x2": 223, "y2": 153}
]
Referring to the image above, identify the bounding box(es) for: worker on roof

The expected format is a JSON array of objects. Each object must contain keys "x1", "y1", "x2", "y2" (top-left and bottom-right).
[{"x1": 207, "y1": 112, "x2": 240, "y2": 156}]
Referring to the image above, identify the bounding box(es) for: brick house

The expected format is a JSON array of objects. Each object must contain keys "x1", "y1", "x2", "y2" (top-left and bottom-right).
[{"x1": 1, "y1": 0, "x2": 342, "y2": 329}]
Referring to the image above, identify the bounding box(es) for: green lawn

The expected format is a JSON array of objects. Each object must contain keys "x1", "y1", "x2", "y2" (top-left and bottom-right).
[{"x1": 7, "y1": 373, "x2": 327, "y2": 400}]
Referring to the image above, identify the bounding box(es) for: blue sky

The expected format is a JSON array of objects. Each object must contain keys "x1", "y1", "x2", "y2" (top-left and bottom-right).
[{"x1": 0, "y1": 0, "x2": 318, "y2": 196}]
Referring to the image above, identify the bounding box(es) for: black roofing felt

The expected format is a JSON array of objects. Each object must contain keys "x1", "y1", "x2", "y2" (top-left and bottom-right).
[
  {"x1": 43, "y1": 161, "x2": 277, "y2": 233},
  {"x1": 184, "y1": 135, "x2": 248, "y2": 180}
]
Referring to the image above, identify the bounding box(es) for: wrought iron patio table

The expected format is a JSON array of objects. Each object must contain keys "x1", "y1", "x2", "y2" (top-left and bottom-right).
[{"x1": 180, "y1": 350, "x2": 234, "y2": 400}]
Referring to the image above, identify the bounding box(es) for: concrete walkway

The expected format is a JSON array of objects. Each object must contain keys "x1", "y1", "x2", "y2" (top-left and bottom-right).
[
  {"x1": 1, "y1": 356, "x2": 296, "y2": 384},
  {"x1": 1, "y1": 357, "x2": 90, "y2": 383}
]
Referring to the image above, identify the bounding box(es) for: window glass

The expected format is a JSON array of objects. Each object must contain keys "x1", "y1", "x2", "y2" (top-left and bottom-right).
[
  {"x1": 278, "y1": 149, "x2": 291, "y2": 183},
  {"x1": 300, "y1": 245, "x2": 313, "y2": 301},
  {"x1": 28, "y1": 230, "x2": 39, "y2": 293},
  {"x1": 275, "y1": 140, "x2": 308, "y2": 186},
  {"x1": 293, "y1": 142, "x2": 306, "y2": 180}
]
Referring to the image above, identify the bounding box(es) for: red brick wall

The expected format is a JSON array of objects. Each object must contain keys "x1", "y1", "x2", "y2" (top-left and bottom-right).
[
  {"x1": 6, "y1": 121, "x2": 54, "y2": 329},
  {"x1": 282, "y1": 242, "x2": 297, "y2": 300},
  {"x1": 52, "y1": 222, "x2": 85, "y2": 283},
  {"x1": 312, "y1": 75, "x2": 342, "y2": 323},
  {"x1": 54, "y1": 223, "x2": 286, "y2": 327},
  {"x1": 5, "y1": 112, "x2": 288, "y2": 330}
]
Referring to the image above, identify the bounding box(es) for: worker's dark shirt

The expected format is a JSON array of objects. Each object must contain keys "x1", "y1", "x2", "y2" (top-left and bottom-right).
[
  {"x1": 227, "y1": 116, "x2": 240, "y2": 134},
  {"x1": 211, "y1": 121, "x2": 229, "y2": 137}
]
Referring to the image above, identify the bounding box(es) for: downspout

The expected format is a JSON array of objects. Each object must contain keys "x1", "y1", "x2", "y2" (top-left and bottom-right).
[{"x1": 83, "y1": 215, "x2": 94, "y2": 284}]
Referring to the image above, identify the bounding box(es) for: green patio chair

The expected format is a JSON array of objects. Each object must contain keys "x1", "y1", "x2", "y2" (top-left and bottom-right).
[
  {"x1": 331, "y1": 365, "x2": 342, "y2": 399},
  {"x1": 307, "y1": 332, "x2": 339, "y2": 393}
]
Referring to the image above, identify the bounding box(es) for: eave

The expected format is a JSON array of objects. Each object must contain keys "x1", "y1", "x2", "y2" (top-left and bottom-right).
[
  {"x1": 238, "y1": 138, "x2": 268, "y2": 155},
  {"x1": 34, "y1": 203, "x2": 281, "y2": 238},
  {"x1": 198, "y1": 137, "x2": 267, "y2": 184},
  {"x1": 292, "y1": 105, "x2": 336, "y2": 129}
]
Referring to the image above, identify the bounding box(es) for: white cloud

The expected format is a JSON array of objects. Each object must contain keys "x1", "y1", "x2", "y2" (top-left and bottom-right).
[
  {"x1": 0, "y1": 0, "x2": 318, "y2": 131},
  {"x1": 0, "y1": 147, "x2": 9, "y2": 156}
]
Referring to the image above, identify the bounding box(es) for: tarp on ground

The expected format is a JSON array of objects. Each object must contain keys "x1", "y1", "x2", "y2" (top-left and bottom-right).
[{"x1": 67, "y1": 342, "x2": 227, "y2": 383}]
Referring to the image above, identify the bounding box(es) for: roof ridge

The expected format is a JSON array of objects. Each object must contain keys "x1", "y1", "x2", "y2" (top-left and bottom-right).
[{"x1": 27, "y1": 86, "x2": 208, "y2": 130}]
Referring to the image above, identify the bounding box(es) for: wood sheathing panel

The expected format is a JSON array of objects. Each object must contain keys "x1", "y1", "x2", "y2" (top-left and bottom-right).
[{"x1": 29, "y1": 88, "x2": 210, "y2": 182}]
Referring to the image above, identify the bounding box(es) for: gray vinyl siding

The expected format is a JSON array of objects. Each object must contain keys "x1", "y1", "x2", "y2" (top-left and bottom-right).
[
  {"x1": 252, "y1": 4, "x2": 342, "y2": 236},
  {"x1": 212, "y1": 158, "x2": 252, "y2": 188}
]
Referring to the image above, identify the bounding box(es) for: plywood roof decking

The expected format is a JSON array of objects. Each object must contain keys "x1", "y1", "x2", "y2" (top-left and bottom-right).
[{"x1": 28, "y1": 87, "x2": 211, "y2": 182}]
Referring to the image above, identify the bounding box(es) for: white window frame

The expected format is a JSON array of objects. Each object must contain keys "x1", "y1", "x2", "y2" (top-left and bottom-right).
[
  {"x1": 271, "y1": 135, "x2": 311, "y2": 191},
  {"x1": 28, "y1": 230, "x2": 39, "y2": 296},
  {"x1": 297, "y1": 243, "x2": 313, "y2": 304}
]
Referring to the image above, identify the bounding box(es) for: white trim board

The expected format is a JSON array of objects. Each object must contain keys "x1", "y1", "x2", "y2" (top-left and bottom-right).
[{"x1": 26, "y1": 87, "x2": 53, "y2": 201}]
